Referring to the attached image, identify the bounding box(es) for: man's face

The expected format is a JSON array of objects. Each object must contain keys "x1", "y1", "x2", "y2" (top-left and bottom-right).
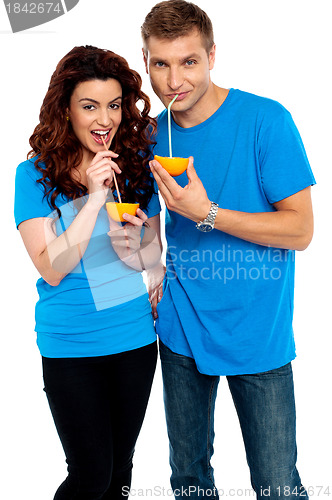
[{"x1": 143, "y1": 29, "x2": 216, "y2": 115}]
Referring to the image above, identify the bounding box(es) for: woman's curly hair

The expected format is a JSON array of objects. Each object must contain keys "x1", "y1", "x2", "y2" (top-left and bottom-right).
[{"x1": 28, "y1": 45, "x2": 156, "y2": 217}]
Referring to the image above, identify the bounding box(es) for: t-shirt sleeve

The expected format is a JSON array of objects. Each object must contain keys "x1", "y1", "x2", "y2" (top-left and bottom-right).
[
  {"x1": 143, "y1": 179, "x2": 161, "y2": 219},
  {"x1": 258, "y1": 105, "x2": 316, "y2": 204},
  {"x1": 14, "y1": 160, "x2": 53, "y2": 228}
]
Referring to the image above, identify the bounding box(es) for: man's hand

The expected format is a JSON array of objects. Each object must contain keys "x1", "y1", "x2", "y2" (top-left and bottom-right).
[{"x1": 150, "y1": 156, "x2": 211, "y2": 222}]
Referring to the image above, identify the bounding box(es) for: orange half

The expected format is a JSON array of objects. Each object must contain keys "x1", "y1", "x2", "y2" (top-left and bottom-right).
[
  {"x1": 106, "y1": 202, "x2": 140, "y2": 222},
  {"x1": 154, "y1": 155, "x2": 189, "y2": 177}
]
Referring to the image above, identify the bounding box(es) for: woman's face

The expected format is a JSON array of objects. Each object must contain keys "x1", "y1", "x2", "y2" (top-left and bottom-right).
[{"x1": 68, "y1": 78, "x2": 122, "y2": 163}]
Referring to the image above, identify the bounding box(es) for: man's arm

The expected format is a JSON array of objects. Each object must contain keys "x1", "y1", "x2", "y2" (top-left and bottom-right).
[
  {"x1": 213, "y1": 187, "x2": 313, "y2": 251},
  {"x1": 150, "y1": 157, "x2": 314, "y2": 251}
]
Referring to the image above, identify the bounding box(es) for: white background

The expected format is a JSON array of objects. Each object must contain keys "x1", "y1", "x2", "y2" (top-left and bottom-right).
[{"x1": 1, "y1": 0, "x2": 331, "y2": 498}]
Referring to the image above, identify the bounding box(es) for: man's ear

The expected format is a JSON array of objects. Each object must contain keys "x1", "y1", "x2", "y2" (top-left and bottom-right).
[
  {"x1": 209, "y1": 44, "x2": 216, "y2": 70},
  {"x1": 142, "y1": 48, "x2": 149, "y2": 74}
]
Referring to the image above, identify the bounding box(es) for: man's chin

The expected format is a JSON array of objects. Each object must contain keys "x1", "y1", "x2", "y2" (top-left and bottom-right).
[
  {"x1": 167, "y1": 97, "x2": 192, "y2": 112},
  {"x1": 171, "y1": 102, "x2": 193, "y2": 115}
]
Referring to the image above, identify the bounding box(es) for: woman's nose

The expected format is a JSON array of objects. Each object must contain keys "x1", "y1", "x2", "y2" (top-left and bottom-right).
[{"x1": 97, "y1": 109, "x2": 112, "y2": 127}]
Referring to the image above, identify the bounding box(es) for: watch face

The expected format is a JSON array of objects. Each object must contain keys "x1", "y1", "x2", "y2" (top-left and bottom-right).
[{"x1": 198, "y1": 223, "x2": 213, "y2": 232}]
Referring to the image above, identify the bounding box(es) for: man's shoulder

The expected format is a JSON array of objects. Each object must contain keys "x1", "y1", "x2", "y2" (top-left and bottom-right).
[
  {"x1": 155, "y1": 108, "x2": 168, "y2": 125},
  {"x1": 233, "y1": 88, "x2": 289, "y2": 118}
]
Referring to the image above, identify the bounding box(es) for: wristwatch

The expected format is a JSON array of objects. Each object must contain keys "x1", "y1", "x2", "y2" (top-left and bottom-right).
[{"x1": 196, "y1": 202, "x2": 219, "y2": 232}]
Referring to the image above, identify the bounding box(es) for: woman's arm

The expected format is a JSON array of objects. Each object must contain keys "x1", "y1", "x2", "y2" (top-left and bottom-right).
[
  {"x1": 18, "y1": 200, "x2": 100, "y2": 286},
  {"x1": 108, "y1": 211, "x2": 165, "y2": 318},
  {"x1": 108, "y1": 211, "x2": 163, "y2": 272},
  {"x1": 18, "y1": 151, "x2": 121, "y2": 286},
  {"x1": 140, "y1": 214, "x2": 165, "y2": 317}
]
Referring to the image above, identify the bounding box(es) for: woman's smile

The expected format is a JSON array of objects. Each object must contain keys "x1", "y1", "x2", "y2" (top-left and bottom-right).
[
  {"x1": 90, "y1": 128, "x2": 113, "y2": 145},
  {"x1": 68, "y1": 79, "x2": 122, "y2": 160}
]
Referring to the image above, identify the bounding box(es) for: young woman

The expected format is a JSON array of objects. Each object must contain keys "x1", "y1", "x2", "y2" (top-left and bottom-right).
[{"x1": 14, "y1": 45, "x2": 164, "y2": 499}]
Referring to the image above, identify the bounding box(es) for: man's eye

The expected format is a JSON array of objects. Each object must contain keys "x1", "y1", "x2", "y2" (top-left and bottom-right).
[
  {"x1": 186, "y1": 60, "x2": 196, "y2": 66},
  {"x1": 155, "y1": 62, "x2": 166, "y2": 68}
]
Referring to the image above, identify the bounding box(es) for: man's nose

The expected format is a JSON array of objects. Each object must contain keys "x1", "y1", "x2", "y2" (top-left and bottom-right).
[{"x1": 168, "y1": 67, "x2": 184, "y2": 90}]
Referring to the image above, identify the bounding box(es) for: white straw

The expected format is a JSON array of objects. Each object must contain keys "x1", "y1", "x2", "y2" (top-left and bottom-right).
[
  {"x1": 101, "y1": 137, "x2": 122, "y2": 203},
  {"x1": 168, "y1": 94, "x2": 179, "y2": 158}
]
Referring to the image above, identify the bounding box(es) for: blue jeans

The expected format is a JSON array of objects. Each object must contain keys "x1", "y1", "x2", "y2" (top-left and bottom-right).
[{"x1": 159, "y1": 341, "x2": 308, "y2": 500}]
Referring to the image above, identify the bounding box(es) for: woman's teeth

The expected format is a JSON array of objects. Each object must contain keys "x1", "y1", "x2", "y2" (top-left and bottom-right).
[{"x1": 91, "y1": 130, "x2": 111, "y2": 143}]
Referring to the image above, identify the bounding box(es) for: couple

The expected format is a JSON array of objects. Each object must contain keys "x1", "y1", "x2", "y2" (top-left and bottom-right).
[{"x1": 14, "y1": 1, "x2": 315, "y2": 499}]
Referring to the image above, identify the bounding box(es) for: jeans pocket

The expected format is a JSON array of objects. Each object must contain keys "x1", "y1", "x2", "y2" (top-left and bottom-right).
[
  {"x1": 159, "y1": 340, "x2": 195, "y2": 367},
  {"x1": 255, "y1": 362, "x2": 292, "y2": 378}
]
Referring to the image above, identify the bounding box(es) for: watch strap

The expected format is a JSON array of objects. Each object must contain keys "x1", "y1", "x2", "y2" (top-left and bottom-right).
[{"x1": 196, "y1": 201, "x2": 219, "y2": 230}]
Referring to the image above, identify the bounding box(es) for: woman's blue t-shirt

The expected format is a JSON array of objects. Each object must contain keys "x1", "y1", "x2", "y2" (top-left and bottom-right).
[
  {"x1": 14, "y1": 158, "x2": 161, "y2": 358},
  {"x1": 154, "y1": 88, "x2": 315, "y2": 376}
]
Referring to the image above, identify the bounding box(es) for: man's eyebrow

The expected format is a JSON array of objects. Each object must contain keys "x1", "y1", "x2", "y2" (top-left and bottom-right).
[
  {"x1": 181, "y1": 53, "x2": 201, "y2": 62},
  {"x1": 150, "y1": 53, "x2": 201, "y2": 64},
  {"x1": 149, "y1": 56, "x2": 166, "y2": 64},
  {"x1": 78, "y1": 96, "x2": 122, "y2": 104}
]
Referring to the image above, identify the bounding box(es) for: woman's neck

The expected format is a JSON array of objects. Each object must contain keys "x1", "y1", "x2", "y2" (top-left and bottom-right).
[{"x1": 72, "y1": 149, "x2": 94, "y2": 187}]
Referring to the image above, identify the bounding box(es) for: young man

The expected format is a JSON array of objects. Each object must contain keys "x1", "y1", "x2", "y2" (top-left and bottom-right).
[{"x1": 141, "y1": 1, "x2": 315, "y2": 499}]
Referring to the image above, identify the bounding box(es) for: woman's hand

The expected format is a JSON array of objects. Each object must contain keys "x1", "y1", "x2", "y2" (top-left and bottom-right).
[
  {"x1": 108, "y1": 209, "x2": 162, "y2": 274},
  {"x1": 108, "y1": 210, "x2": 164, "y2": 315},
  {"x1": 108, "y1": 208, "x2": 148, "y2": 261},
  {"x1": 86, "y1": 151, "x2": 121, "y2": 210},
  {"x1": 146, "y1": 262, "x2": 166, "y2": 319}
]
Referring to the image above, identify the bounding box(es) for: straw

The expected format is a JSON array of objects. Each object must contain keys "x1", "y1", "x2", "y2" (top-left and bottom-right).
[
  {"x1": 102, "y1": 136, "x2": 131, "y2": 256},
  {"x1": 101, "y1": 136, "x2": 122, "y2": 203},
  {"x1": 168, "y1": 94, "x2": 179, "y2": 158}
]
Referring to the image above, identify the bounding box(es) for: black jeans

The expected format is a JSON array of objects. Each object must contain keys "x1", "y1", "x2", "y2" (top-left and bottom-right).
[{"x1": 42, "y1": 341, "x2": 157, "y2": 500}]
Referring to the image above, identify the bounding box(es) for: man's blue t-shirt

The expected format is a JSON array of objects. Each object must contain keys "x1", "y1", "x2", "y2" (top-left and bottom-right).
[
  {"x1": 14, "y1": 158, "x2": 161, "y2": 358},
  {"x1": 154, "y1": 88, "x2": 315, "y2": 376}
]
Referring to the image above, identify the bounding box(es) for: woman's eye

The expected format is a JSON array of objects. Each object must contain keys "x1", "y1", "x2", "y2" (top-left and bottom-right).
[
  {"x1": 110, "y1": 103, "x2": 121, "y2": 110},
  {"x1": 83, "y1": 105, "x2": 95, "y2": 110}
]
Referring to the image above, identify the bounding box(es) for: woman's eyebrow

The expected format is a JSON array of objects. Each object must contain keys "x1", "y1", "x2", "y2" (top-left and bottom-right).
[
  {"x1": 110, "y1": 96, "x2": 122, "y2": 103},
  {"x1": 78, "y1": 96, "x2": 122, "y2": 104},
  {"x1": 79, "y1": 98, "x2": 99, "y2": 103}
]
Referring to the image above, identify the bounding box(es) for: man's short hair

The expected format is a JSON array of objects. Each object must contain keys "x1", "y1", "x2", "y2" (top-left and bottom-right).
[{"x1": 141, "y1": 0, "x2": 214, "y2": 54}]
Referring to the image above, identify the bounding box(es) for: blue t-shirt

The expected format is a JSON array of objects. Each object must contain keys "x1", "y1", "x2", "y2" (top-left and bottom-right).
[
  {"x1": 154, "y1": 88, "x2": 315, "y2": 376},
  {"x1": 14, "y1": 158, "x2": 161, "y2": 358}
]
